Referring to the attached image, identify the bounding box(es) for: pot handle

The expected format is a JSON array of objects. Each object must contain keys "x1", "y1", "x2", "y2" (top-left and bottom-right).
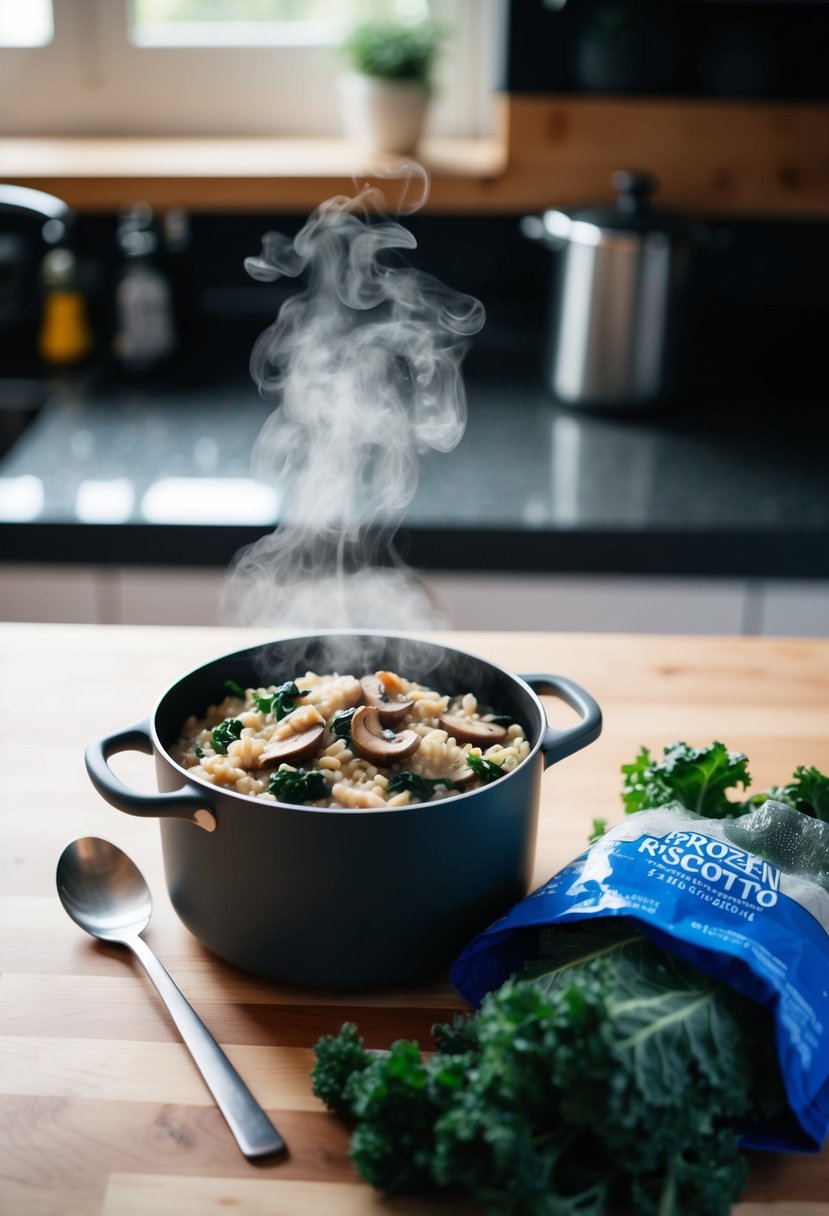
[
  {"x1": 85, "y1": 718, "x2": 217, "y2": 832},
  {"x1": 520, "y1": 675, "x2": 602, "y2": 769}
]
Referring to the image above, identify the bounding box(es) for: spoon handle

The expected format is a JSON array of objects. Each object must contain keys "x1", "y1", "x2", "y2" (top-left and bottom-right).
[{"x1": 127, "y1": 933, "x2": 286, "y2": 1159}]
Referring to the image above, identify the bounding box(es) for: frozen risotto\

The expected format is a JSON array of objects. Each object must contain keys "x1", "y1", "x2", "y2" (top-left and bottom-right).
[{"x1": 172, "y1": 669, "x2": 531, "y2": 809}]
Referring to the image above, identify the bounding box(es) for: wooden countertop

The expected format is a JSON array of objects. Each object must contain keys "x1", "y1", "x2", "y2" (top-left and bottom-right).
[{"x1": 1, "y1": 623, "x2": 828, "y2": 1215}]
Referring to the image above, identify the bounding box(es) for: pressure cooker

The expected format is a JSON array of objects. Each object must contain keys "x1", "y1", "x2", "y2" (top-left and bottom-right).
[{"x1": 522, "y1": 171, "x2": 706, "y2": 411}]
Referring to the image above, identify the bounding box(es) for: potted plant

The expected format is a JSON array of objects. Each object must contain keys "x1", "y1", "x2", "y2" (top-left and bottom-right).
[{"x1": 339, "y1": 18, "x2": 445, "y2": 155}]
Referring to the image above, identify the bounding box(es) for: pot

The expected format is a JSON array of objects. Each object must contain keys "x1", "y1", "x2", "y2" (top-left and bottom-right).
[
  {"x1": 522, "y1": 170, "x2": 708, "y2": 412},
  {"x1": 339, "y1": 72, "x2": 429, "y2": 155},
  {"x1": 85, "y1": 632, "x2": 601, "y2": 988}
]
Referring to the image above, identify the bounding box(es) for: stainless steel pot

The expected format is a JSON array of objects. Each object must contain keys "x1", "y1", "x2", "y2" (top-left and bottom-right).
[
  {"x1": 85, "y1": 632, "x2": 602, "y2": 988},
  {"x1": 522, "y1": 171, "x2": 704, "y2": 411}
]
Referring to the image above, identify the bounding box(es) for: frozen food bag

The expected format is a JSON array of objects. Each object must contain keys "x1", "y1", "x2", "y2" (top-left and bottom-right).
[{"x1": 451, "y1": 801, "x2": 829, "y2": 1152}]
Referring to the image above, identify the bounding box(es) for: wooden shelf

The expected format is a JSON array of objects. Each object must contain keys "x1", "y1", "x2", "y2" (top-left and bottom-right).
[
  {"x1": 501, "y1": 95, "x2": 829, "y2": 218},
  {"x1": 0, "y1": 132, "x2": 508, "y2": 213},
  {"x1": 1, "y1": 95, "x2": 827, "y2": 215}
]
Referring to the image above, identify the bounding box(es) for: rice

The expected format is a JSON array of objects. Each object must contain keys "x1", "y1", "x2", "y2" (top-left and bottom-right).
[{"x1": 171, "y1": 669, "x2": 531, "y2": 809}]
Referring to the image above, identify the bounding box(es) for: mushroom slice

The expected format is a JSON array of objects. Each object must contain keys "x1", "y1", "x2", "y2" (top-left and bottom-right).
[
  {"x1": 257, "y1": 722, "x2": 325, "y2": 768},
  {"x1": 360, "y1": 673, "x2": 414, "y2": 727},
  {"x1": 439, "y1": 713, "x2": 509, "y2": 746},
  {"x1": 446, "y1": 763, "x2": 476, "y2": 787},
  {"x1": 350, "y1": 705, "x2": 420, "y2": 764},
  {"x1": 255, "y1": 705, "x2": 326, "y2": 769}
]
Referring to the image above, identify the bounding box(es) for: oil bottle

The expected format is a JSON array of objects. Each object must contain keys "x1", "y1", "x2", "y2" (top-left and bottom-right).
[{"x1": 113, "y1": 203, "x2": 177, "y2": 378}]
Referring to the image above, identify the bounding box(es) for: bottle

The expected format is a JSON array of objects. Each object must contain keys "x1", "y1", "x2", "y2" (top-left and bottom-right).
[
  {"x1": 161, "y1": 207, "x2": 195, "y2": 359},
  {"x1": 37, "y1": 246, "x2": 94, "y2": 367},
  {"x1": 113, "y1": 204, "x2": 177, "y2": 377}
]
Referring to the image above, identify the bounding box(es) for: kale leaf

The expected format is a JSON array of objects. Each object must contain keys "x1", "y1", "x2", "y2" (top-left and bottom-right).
[
  {"x1": 622, "y1": 740, "x2": 751, "y2": 818},
  {"x1": 268, "y1": 767, "x2": 329, "y2": 803},
  {"x1": 311, "y1": 924, "x2": 785, "y2": 1215},
  {"x1": 255, "y1": 681, "x2": 309, "y2": 720},
  {"x1": 224, "y1": 679, "x2": 247, "y2": 699},
  {"x1": 588, "y1": 816, "x2": 608, "y2": 843},
  {"x1": 210, "y1": 718, "x2": 243, "y2": 755},
  {"x1": 621, "y1": 742, "x2": 829, "y2": 829},
  {"x1": 312, "y1": 1022, "x2": 371, "y2": 1115},
  {"x1": 330, "y1": 707, "x2": 357, "y2": 744},
  {"x1": 466, "y1": 753, "x2": 505, "y2": 783},
  {"x1": 386, "y1": 771, "x2": 456, "y2": 801}
]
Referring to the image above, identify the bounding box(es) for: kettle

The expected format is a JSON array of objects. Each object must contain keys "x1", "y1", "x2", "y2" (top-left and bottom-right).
[{"x1": 522, "y1": 171, "x2": 706, "y2": 411}]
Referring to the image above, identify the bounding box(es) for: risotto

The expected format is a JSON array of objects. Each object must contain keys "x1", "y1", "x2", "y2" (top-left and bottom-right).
[{"x1": 172, "y1": 668, "x2": 531, "y2": 809}]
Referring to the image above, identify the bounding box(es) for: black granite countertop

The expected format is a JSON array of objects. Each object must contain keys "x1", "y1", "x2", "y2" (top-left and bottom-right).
[
  {"x1": 2, "y1": 209, "x2": 827, "y2": 582},
  {"x1": 1, "y1": 368, "x2": 827, "y2": 579}
]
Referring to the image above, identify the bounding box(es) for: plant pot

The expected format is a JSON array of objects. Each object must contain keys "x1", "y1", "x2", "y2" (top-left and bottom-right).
[{"x1": 339, "y1": 71, "x2": 429, "y2": 155}]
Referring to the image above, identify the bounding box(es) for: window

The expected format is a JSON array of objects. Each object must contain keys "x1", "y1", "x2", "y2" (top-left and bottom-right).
[
  {"x1": 0, "y1": 0, "x2": 53, "y2": 46},
  {"x1": 0, "y1": 0, "x2": 504, "y2": 138},
  {"x1": 130, "y1": 0, "x2": 427, "y2": 47}
]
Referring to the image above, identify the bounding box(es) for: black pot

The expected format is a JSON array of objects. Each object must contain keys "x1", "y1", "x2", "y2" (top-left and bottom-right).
[{"x1": 85, "y1": 632, "x2": 602, "y2": 988}]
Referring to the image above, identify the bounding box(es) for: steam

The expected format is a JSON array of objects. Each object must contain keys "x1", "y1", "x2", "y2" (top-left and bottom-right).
[{"x1": 221, "y1": 165, "x2": 485, "y2": 631}]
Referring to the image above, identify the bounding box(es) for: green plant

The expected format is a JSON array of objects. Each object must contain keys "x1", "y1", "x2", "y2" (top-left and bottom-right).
[
  {"x1": 312, "y1": 929, "x2": 786, "y2": 1215},
  {"x1": 343, "y1": 19, "x2": 444, "y2": 89}
]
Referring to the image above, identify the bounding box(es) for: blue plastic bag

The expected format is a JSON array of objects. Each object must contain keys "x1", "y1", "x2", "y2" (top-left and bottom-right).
[{"x1": 451, "y1": 803, "x2": 829, "y2": 1153}]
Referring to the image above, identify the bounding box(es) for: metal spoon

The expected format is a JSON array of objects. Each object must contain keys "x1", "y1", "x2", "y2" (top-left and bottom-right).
[{"x1": 56, "y1": 836, "x2": 285, "y2": 1160}]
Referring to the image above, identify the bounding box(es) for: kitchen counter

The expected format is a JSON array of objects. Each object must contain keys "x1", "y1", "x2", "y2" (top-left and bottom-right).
[
  {"x1": 1, "y1": 622, "x2": 828, "y2": 1214},
  {"x1": 1, "y1": 373, "x2": 828, "y2": 579}
]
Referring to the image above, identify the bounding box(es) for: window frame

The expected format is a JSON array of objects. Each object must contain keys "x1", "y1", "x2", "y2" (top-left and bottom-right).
[{"x1": 0, "y1": 0, "x2": 506, "y2": 139}]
